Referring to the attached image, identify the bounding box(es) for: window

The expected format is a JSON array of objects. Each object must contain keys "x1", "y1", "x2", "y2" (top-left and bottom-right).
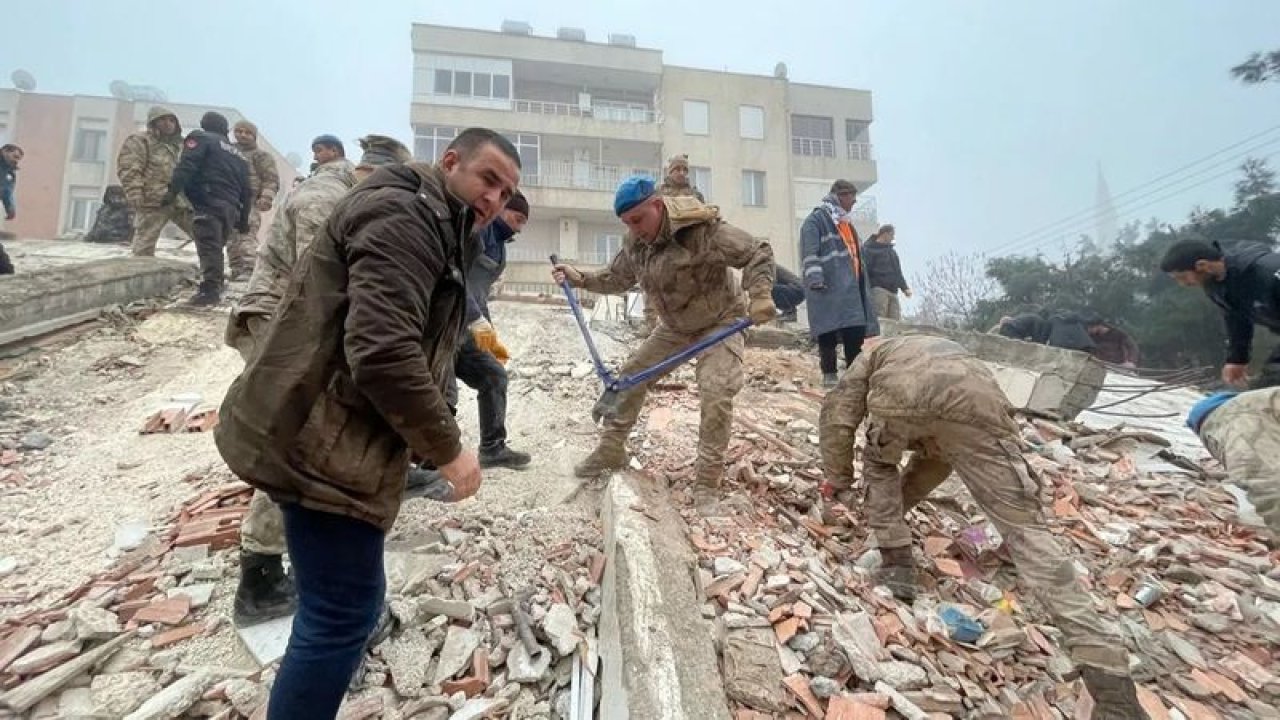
[
  {"x1": 791, "y1": 114, "x2": 835, "y2": 157},
  {"x1": 414, "y1": 126, "x2": 455, "y2": 162},
  {"x1": 741, "y1": 171, "x2": 766, "y2": 207},
  {"x1": 845, "y1": 119, "x2": 870, "y2": 142},
  {"x1": 594, "y1": 233, "x2": 623, "y2": 264},
  {"x1": 434, "y1": 69, "x2": 453, "y2": 95},
  {"x1": 493, "y1": 75, "x2": 511, "y2": 99},
  {"x1": 454, "y1": 71, "x2": 472, "y2": 96},
  {"x1": 683, "y1": 100, "x2": 709, "y2": 135},
  {"x1": 73, "y1": 127, "x2": 108, "y2": 163},
  {"x1": 429, "y1": 66, "x2": 511, "y2": 101},
  {"x1": 474, "y1": 73, "x2": 492, "y2": 98},
  {"x1": 502, "y1": 133, "x2": 540, "y2": 177},
  {"x1": 739, "y1": 105, "x2": 765, "y2": 140},
  {"x1": 691, "y1": 166, "x2": 712, "y2": 202},
  {"x1": 67, "y1": 192, "x2": 101, "y2": 232}
]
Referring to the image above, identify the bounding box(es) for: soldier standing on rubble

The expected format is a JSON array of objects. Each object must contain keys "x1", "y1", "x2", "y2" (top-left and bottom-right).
[
  {"x1": 1160, "y1": 238, "x2": 1280, "y2": 389},
  {"x1": 552, "y1": 176, "x2": 776, "y2": 496},
  {"x1": 165, "y1": 111, "x2": 252, "y2": 306},
  {"x1": 819, "y1": 335, "x2": 1146, "y2": 719},
  {"x1": 118, "y1": 107, "x2": 194, "y2": 257},
  {"x1": 228, "y1": 120, "x2": 280, "y2": 280},
  {"x1": 1187, "y1": 389, "x2": 1280, "y2": 532},
  {"x1": 215, "y1": 128, "x2": 520, "y2": 717}
]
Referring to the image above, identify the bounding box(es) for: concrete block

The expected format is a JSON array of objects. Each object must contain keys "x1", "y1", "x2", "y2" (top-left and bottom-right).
[
  {"x1": 881, "y1": 319, "x2": 1106, "y2": 419},
  {"x1": 0, "y1": 257, "x2": 190, "y2": 345},
  {"x1": 599, "y1": 471, "x2": 731, "y2": 720},
  {"x1": 235, "y1": 614, "x2": 293, "y2": 667}
]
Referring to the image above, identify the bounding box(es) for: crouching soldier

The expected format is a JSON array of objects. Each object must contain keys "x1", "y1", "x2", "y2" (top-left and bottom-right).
[
  {"x1": 819, "y1": 335, "x2": 1145, "y2": 719},
  {"x1": 1187, "y1": 389, "x2": 1280, "y2": 532}
]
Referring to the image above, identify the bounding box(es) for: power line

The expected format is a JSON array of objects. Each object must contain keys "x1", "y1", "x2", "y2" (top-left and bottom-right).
[{"x1": 988, "y1": 123, "x2": 1280, "y2": 255}]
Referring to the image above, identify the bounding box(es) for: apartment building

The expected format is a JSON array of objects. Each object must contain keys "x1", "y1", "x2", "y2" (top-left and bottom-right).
[
  {"x1": 410, "y1": 22, "x2": 879, "y2": 290},
  {"x1": 0, "y1": 89, "x2": 296, "y2": 241}
]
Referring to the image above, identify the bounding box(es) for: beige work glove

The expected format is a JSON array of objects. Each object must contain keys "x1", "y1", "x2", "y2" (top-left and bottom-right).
[{"x1": 748, "y1": 296, "x2": 777, "y2": 325}]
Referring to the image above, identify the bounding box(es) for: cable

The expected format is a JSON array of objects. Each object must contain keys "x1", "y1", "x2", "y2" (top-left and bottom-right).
[{"x1": 989, "y1": 125, "x2": 1280, "y2": 256}]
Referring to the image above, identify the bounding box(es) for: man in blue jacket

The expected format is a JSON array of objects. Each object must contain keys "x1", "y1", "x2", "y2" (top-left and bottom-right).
[{"x1": 1161, "y1": 239, "x2": 1280, "y2": 388}]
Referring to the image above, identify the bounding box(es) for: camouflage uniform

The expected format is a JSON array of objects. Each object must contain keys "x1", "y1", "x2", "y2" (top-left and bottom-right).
[
  {"x1": 118, "y1": 106, "x2": 194, "y2": 256},
  {"x1": 646, "y1": 178, "x2": 706, "y2": 332},
  {"x1": 1197, "y1": 387, "x2": 1280, "y2": 532},
  {"x1": 571, "y1": 197, "x2": 774, "y2": 486},
  {"x1": 820, "y1": 335, "x2": 1131, "y2": 677},
  {"x1": 226, "y1": 157, "x2": 356, "y2": 554},
  {"x1": 228, "y1": 121, "x2": 280, "y2": 278}
]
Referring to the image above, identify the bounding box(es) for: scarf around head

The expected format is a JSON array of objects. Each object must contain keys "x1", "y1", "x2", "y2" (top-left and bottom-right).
[{"x1": 822, "y1": 193, "x2": 852, "y2": 226}]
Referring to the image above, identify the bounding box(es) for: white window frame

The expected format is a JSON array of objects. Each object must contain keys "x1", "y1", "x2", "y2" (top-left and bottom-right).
[
  {"x1": 414, "y1": 126, "x2": 456, "y2": 162},
  {"x1": 502, "y1": 133, "x2": 541, "y2": 178},
  {"x1": 594, "y1": 232, "x2": 624, "y2": 264},
  {"x1": 683, "y1": 99, "x2": 709, "y2": 136},
  {"x1": 738, "y1": 105, "x2": 765, "y2": 140},
  {"x1": 73, "y1": 125, "x2": 108, "y2": 163},
  {"x1": 691, "y1": 166, "x2": 712, "y2": 202},
  {"x1": 66, "y1": 190, "x2": 101, "y2": 232},
  {"x1": 741, "y1": 170, "x2": 766, "y2": 207}
]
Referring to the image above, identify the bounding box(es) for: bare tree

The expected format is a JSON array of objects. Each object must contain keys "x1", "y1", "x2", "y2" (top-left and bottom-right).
[{"x1": 911, "y1": 251, "x2": 998, "y2": 328}]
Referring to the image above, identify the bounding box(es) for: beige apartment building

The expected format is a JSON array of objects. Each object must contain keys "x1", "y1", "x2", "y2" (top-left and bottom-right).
[
  {"x1": 0, "y1": 88, "x2": 295, "y2": 242},
  {"x1": 410, "y1": 22, "x2": 879, "y2": 291}
]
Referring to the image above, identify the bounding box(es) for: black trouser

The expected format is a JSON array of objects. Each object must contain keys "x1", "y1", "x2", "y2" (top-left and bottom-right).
[
  {"x1": 817, "y1": 325, "x2": 867, "y2": 375},
  {"x1": 1254, "y1": 343, "x2": 1280, "y2": 390},
  {"x1": 192, "y1": 203, "x2": 235, "y2": 293},
  {"x1": 454, "y1": 334, "x2": 508, "y2": 450},
  {"x1": 772, "y1": 278, "x2": 806, "y2": 314}
]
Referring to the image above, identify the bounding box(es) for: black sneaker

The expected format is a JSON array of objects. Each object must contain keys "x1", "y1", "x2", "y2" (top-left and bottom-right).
[
  {"x1": 187, "y1": 290, "x2": 221, "y2": 307},
  {"x1": 479, "y1": 444, "x2": 531, "y2": 470}
]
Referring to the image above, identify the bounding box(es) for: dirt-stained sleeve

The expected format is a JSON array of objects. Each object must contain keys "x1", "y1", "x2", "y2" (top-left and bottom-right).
[
  {"x1": 580, "y1": 243, "x2": 639, "y2": 295},
  {"x1": 819, "y1": 354, "x2": 873, "y2": 488},
  {"x1": 116, "y1": 135, "x2": 146, "y2": 205},
  {"x1": 709, "y1": 221, "x2": 775, "y2": 299},
  {"x1": 343, "y1": 209, "x2": 463, "y2": 467}
]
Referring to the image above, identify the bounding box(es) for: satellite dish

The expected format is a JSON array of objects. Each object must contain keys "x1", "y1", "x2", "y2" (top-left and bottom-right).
[
  {"x1": 11, "y1": 70, "x2": 36, "y2": 92},
  {"x1": 285, "y1": 152, "x2": 303, "y2": 169},
  {"x1": 109, "y1": 80, "x2": 129, "y2": 99}
]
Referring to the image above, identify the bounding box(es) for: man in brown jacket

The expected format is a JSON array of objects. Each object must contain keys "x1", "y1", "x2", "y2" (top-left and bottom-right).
[
  {"x1": 552, "y1": 176, "x2": 776, "y2": 495},
  {"x1": 819, "y1": 336, "x2": 1145, "y2": 719},
  {"x1": 215, "y1": 127, "x2": 521, "y2": 717}
]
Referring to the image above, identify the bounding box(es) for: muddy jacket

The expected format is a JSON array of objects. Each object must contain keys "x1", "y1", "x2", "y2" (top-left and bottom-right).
[
  {"x1": 862, "y1": 238, "x2": 908, "y2": 293},
  {"x1": 236, "y1": 139, "x2": 280, "y2": 206},
  {"x1": 230, "y1": 158, "x2": 356, "y2": 339},
  {"x1": 578, "y1": 196, "x2": 774, "y2": 335},
  {"x1": 819, "y1": 335, "x2": 1017, "y2": 487},
  {"x1": 116, "y1": 106, "x2": 185, "y2": 209},
  {"x1": 214, "y1": 163, "x2": 477, "y2": 531},
  {"x1": 1203, "y1": 241, "x2": 1280, "y2": 364},
  {"x1": 1198, "y1": 387, "x2": 1280, "y2": 531}
]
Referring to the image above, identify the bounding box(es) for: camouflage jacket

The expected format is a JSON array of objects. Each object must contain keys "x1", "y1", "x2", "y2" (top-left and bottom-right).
[
  {"x1": 1198, "y1": 388, "x2": 1280, "y2": 531},
  {"x1": 237, "y1": 141, "x2": 280, "y2": 205},
  {"x1": 819, "y1": 335, "x2": 1018, "y2": 487},
  {"x1": 116, "y1": 107, "x2": 184, "y2": 209},
  {"x1": 578, "y1": 196, "x2": 774, "y2": 335},
  {"x1": 658, "y1": 180, "x2": 705, "y2": 203},
  {"x1": 228, "y1": 158, "x2": 356, "y2": 345}
]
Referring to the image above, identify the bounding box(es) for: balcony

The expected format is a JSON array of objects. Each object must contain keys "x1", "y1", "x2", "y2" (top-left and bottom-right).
[
  {"x1": 847, "y1": 142, "x2": 874, "y2": 161},
  {"x1": 791, "y1": 137, "x2": 835, "y2": 158},
  {"x1": 524, "y1": 160, "x2": 657, "y2": 192},
  {"x1": 511, "y1": 99, "x2": 660, "y2": 125},
  {"x1": 789, "y1": 137, "x2": 877, "y2": 187},
  {"x1": 411, "y1": 97, "x2": 661, "y2": 144}
]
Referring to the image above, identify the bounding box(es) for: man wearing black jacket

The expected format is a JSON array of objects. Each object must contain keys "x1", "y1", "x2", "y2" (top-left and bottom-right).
[
  {"x1": 1161, "y1": 239, "x2": 1280, "y2": 388},
  {"x1": 862, "y1": 224, "x2": 911, "y2": 321},
  {"x1": 166, "y1": 112, "x2": 252, "y2": 306}
]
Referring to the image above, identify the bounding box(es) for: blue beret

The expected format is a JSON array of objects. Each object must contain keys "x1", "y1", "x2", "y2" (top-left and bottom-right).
[
  {"x1": 614, "y1": 175, "x2": 656, "y2": 216},
  {"x1": 1186, "y1": 391, "x2": 1238, "y2": 432}
]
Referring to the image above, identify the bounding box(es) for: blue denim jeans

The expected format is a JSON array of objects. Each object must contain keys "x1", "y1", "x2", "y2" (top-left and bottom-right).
[{"x1": 267, "y1": 504, "x2": 385, "y2": 720}]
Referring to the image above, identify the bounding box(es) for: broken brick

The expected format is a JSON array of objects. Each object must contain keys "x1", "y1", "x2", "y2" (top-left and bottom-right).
[
  {"x1": 133, "y1": 595, "x2": 192, "y2": 626},
  {"x1": 0, "y1": 626, "x2": 41, "y2": 673},
  {"x1": 825, "y1": 696, "x2": 885, "y2": 720},
  {"x1": 782, "y1": 673, "x2": 825, "y2": 719},
  {"x1": 151, "y1": 623, "x2": 204, "y2": 648},
  {"x1": 775, "y1": 617, "x2": 801, "y2": 645}
]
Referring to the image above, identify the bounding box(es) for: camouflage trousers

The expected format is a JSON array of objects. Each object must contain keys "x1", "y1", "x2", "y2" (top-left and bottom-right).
[
  {"x1": 871, "y1": 287, "x2": 901, "y2": 321},
  {"x1": 1198, "y1": 387, "x2": 1280, "y2": 532},
  {"x1": 597, "y1": 321, "x2": 745, "y2": 485},
  {"x1": 226, "y1": 207, "x2": 262, "y2": 277},
  {"x1": 862, "y1": 415, "x2": 1129, "y2": 675},
  {"x1": 130, "y1": 205, "x2": 194, "y2": 257},
  {"x1": 230, "y1": 313, "x2": 287, "y2": 556}
]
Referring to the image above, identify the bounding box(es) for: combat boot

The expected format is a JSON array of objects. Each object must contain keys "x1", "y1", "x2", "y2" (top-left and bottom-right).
[
  {"x1": 574, "y1": 441, "x2": 627, "y2": 478},
  {"x1": 480, "y1": 444, "x2": 532, "y2": 470},
  {"x1": 187, "y1": 289, "x2": 221, "y2": 307},
  {"x1": 875, "y1": 546, "x2": 919, "y2": 602},
  {"x1": 233, "y1": 551, "x2": 296, "y2": 627},
  {"x1": 1079, "y1": 666, "x2": 1147, "y2": 719}
]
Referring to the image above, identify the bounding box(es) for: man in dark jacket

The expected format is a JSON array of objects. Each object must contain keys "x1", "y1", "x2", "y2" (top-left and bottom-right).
[
  {"x1": 458, "y1": 190, "x2": 532, "y2": 469},
  {"x1": 214, "y1": 127, "x2": 521, "y2": 718},
  {"x1": 772, "y1": 266, "x2": 806, "y2": 322},
  {"x1": 0, "y1": 144, "x2": 23, "y2": 275},
  {"x1": 996, "y1": 311, "x2": 1095, "y2": 352},
  {"x1": 862, "y1": 224, "x2": 911, "y2": 321},
  {"x1": 166, "y1": 112, "x2": 252, "y2": 305},
  {"x1": 801, "y1": 179, "x2": 880, "y2": 388},
  {"x1": 1161, "y1": 239, "x2": 1280, "y2": 388}
]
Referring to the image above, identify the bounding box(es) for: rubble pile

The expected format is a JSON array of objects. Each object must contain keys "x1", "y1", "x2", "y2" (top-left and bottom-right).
[
  {"x1": 633, "y1": 348, "x2": 1280, "y2": 720},
  {"x1": 0, "y1": 475, "x2": 607, "y2": 719}
]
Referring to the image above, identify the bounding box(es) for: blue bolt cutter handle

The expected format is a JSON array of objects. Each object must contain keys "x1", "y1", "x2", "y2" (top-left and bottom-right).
[
  {"x1": 550, "y1": 255, "x2": 614, "y2": 385},
  {"x1": 610, "y1": 317, "x2": 753, "y2": 391}
]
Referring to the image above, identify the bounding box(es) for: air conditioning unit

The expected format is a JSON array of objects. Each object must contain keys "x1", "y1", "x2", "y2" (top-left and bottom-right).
[
  {"x1": 500, "y1": 20, "x2": 532, "y2": 35},
  {"x1": 608, "y1": 34, "x2": 637, "y2": 48},
  {"x1": 557, "y1": 27, "x2": 586, "y2": 41}
]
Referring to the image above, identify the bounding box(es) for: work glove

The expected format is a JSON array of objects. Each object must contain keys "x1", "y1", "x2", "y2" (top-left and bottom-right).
[
  {"x1": 748, "y1": 296, "x2": 777, "y2": 325},
  {"x1": 470, "y1": 319, "x2": 510, "y2": 365},
  {"x1": 160, "y1": 191, "x2": 176, "y2": 207}
]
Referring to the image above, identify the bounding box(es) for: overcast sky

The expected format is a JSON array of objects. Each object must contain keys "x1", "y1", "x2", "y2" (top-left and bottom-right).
[{"x1": 6, "y1": 0, "x2": 1280, "y2": 281}]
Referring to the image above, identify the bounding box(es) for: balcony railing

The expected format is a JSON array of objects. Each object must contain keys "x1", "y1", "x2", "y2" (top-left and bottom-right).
[
  {"x1": 847, "y1": 142, "x2": 874, "y2": 161},
  {"x1": 523, "y1": 160, "x2": 657, "y2": 192},
  {"x1": 510, "y1": 99, "x2": 660, "y2": 124},
  {"x1": 791, "y1": 137, "x2": 835, "y2": 158}
]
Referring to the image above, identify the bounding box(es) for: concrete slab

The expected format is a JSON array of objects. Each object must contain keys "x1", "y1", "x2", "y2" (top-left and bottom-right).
[
  {"x1": 0, "y1": 257, "x2": 190, "y2": 345},
  {"x1": 599, "y1": 471, "x2": 731, "y2": 720},
  {"x1": 235, "y1": 614, "x2": 293, "y2": 667}
]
